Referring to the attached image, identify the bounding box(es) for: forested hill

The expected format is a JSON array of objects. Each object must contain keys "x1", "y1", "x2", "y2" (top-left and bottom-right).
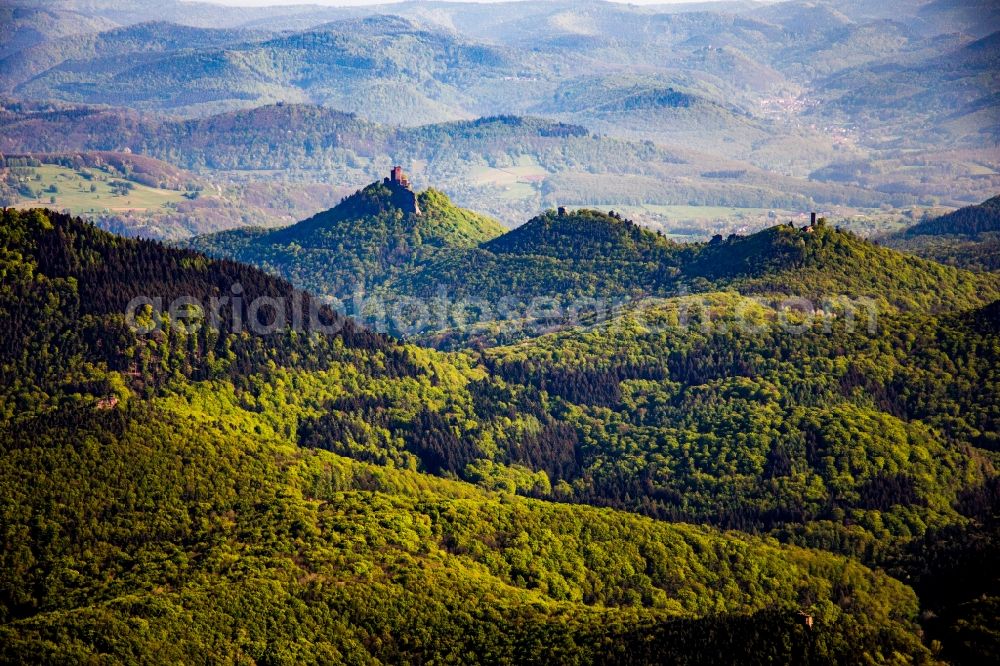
[
  {"x1": 905, "y1": 196, "x2": 1000, "y2": 237},
  {"x1": 269, "y1": 181, "x2": 504, "y2": 249},
  {"x1": 483, "y1": 208, "x2": 675, "y2": 262},
  {"x1": 0, "y1": 208, "x2": 407, "y2": 415},
  {"x1": 406, "y1": 208, "x2": 690, "y2": 303},
  {"x1": 0, "y1": 207, "x2": 945, "y2": 662},
  {"x1": 0, "y1": 103, "x2": 592, "y2": 173},
  {"x1": 191, "y1": 199, "x2": 1000, "y2": 345},
  {"x1": 187, "y1": 180, "x2": 504, "y2": 299},
  {"x1": 683, "y1": 220, "x2": 999, "y2": 311},
  {"x1": 884, "y1": 195, "x2": 1000, "y2": 271},
  {"x1": 456, "y1": 211, "x2": 998, "y2": 311},
  {"x1": 470, "y1": 292, "x2": 1000, "y2": 663}
]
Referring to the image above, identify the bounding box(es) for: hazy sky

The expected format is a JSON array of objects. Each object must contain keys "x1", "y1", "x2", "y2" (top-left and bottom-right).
[{"x1": 194, "y1": 1, "x2": 716, "y2": 6}]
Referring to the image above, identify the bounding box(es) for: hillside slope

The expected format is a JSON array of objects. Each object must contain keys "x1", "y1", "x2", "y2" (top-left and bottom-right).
[
  {"x1": 189, "y1": 177, "x2": 504, "y2": 298},
  {"x1": 0, "y1": 151, "x2": 353, "y2": 239},
  {"x1": 5, "y1": 16, "x2": 518, "y2": 123},
  {"x1": 0, "y1": 5, "x2": 117, "y2": 60},
  {"x1": 7, "y1": 99, "x2": 988, "y2": 228},
  {"x1": 885, "y1": 195, "x2": 1000, "y2": 271},
  {"x1": 904, "y1": 195, "x2": 1000, "y2": 237},
  {"x1": 685, "y1": 219, "x2": 998, "y2": 311},
  {"x1": 0, "y1": 208, "x2": 936, "y2": 662},
  {"x1": 192, "y1": 198, "x2": 1000, "y2": 344}
]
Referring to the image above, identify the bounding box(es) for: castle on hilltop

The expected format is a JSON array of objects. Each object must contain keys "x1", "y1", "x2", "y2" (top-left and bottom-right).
[
  {"x1": 383, "y1": 165, "x2": 421, "y2": 216},
  {"x1": 387, "y1": 165, "x2": 411, "y2": 189}
]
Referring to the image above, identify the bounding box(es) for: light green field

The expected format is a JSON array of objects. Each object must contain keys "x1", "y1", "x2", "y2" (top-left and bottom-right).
[
  {"x1": 467, "y1": 163, "x2": 548, "y2": 202},
  {"x1": 963, "y1": 162, "x2": 997, "y2": 176},
  {"x1": 10, "y1": 164, "x2": 187, "y2": 215},
  {"x1": 628, "y1": 204, "x2": 780, "y2": 219},
  {"x1": 221, "y1": 168, "x2": 297, "y2": 178},
  {"x1": 469, "y1": 164, "x2": 549, "y2": 187}
]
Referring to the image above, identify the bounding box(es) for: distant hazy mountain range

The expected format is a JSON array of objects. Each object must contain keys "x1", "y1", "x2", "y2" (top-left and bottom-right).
[
  {"x1": 1, "y1": 0, "x2": 997, "y2": 235},
  {"x1": 5, "y1": 101, "x2": 930, "y2": 229},
  {"x1": 5, "y1": 2, "x2": 997, "y2": 129},
  {"x1": 3, "y1": 1, "x2": 997, "y2": 149}
]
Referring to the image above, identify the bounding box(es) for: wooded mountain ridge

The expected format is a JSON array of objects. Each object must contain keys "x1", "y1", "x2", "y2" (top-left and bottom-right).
[{"x1": 2, "y1": 207, "x2": 998, "y2": 662}]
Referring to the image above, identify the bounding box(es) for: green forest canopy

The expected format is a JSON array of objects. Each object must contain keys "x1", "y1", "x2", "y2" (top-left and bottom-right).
[{"x1": 1, "y1": 209, "x2": 998, "y2": 663}]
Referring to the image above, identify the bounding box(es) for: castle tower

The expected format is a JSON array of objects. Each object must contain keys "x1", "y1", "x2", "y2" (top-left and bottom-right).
[
  {"x1": 388, "y1": 165, "x2": 411, "y2": 189},
  {"x1": 384, "y1": 165, "x2": 420, "y2": 216}
]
